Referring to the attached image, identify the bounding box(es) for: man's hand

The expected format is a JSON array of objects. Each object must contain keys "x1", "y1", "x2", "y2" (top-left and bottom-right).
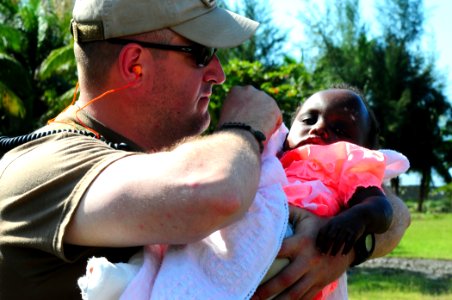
[
  {"x1": 218, "y1": 85, "x2": 282, "y2": 141},
  {"x1": 253, "y1": 206, "x2": 353, "y2": 300}
]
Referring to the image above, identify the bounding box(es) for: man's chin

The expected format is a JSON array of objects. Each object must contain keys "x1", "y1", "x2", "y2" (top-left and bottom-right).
[
  {"x1": 198, "y1": 112, "x2": 211, "y2": 133},
  {"x1": 186, "y1": 113, "x2": 211, "y2": 137}
]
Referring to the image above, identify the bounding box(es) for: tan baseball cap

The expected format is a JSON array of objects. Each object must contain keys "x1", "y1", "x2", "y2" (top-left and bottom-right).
[{"x1": 71, "y1": 0, "x2": 259, "y2": 48}]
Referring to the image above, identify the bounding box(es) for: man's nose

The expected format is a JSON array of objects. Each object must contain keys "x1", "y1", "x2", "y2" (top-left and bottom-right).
[{"x1": 203, "y1": 55, "x2": 226, "y2": 85}]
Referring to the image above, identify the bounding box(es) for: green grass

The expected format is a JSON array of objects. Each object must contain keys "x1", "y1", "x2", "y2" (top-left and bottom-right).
[
  {"x1": 389, "y1": 213, "x2": 452, "y2": 259},
  {"x1": 348, "y1": 268, "x2": 452, "y2": 300},
  {"x1": 348, "y1": 210, "x2": 452, "y2": 299}
]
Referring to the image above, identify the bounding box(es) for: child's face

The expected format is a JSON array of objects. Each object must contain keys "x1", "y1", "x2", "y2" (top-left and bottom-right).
[{"x1": 286, "y1": 89, "x2": 371, "y2": 149}]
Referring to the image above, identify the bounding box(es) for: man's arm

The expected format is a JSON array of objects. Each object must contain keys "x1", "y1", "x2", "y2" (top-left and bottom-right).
[
  {"x1": 253, "y1": 189, "x2": 410, "y2": 300},
  {"x1": 372, "y1": 186, "x2": 411, "y2": 257},
  {"x1": 65, "y1": 86, "x2": 282, "y2": 247}
]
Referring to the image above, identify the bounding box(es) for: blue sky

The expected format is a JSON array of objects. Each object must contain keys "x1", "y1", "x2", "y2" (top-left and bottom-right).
[
  {"x1": 226, "y1": 0, "x2": 451, "y2": 101},
  {"x1": 270, "y1": 0, "x2": 452, "y2": 186},
  {"x1": 267, "y1": 0, "x2": 452, "y2": 102},
  {"x1": 228, "y1": 0, "x2": 451, "y2": 186}
]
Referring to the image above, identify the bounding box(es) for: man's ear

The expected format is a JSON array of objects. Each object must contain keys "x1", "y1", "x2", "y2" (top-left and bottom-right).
[{"x1": 118, "y1": 44, "x2": 150, "y2": 83}]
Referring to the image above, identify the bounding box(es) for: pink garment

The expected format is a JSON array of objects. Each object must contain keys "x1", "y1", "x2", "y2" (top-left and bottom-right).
[
  {"x1": 281, "y1": 142, "x2": 387, "y2": 216},
  {"x1": 78, "y1": 125, "x2": 290, "y2": 300},
  {"x1": 280, "y1": 141, "x2": 409, "y2": 300}
]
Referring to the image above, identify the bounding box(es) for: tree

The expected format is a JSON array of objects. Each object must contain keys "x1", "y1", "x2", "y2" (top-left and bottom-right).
[
  {"x1": 208, "y1": 0, "x2": 312, "y2": 130},
  {"x1": 0, "y1": 0, "x2": 75, "y2": 135},
  {"x1": 370, "y1": 0, "x2": 451, "y2": 211},
  {"x1": 0, "y1": 0, "x2": 34, "y2": 134},
  {"x1": 37, "y1": 0, "x2": 77, "y2": 121},
  {"x1": 218, "y1": 0, "x2": 288, "y2": 66},
  {"x1": 209, "y1": 57, "x2": 315, "y2": 130},
  {"x1": 300, "y1": 0, "x2": 451, "y2": 210}
]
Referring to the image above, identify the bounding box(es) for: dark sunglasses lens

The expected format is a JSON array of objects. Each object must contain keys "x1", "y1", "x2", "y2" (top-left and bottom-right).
[{"x1": 196, "y1": 47, "x2": 217, "y2": 67}]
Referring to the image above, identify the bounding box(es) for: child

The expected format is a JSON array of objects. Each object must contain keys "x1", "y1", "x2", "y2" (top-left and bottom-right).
[
  {"x1": 78, "y1": 87, "x2": 409, "y2": 300},
  {"x1": 263, "y1": 86, "x2": 409, "y2": 299}
]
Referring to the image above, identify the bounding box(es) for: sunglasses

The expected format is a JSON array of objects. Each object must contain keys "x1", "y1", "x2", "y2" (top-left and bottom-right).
[{"x1": 108, "y1": 38, "x2": 217, "y2": 68}]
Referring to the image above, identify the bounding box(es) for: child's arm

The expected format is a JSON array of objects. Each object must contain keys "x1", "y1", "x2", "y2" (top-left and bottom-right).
[{"x1": 315, "y1": 186, "x2": 393, "y2": 256}]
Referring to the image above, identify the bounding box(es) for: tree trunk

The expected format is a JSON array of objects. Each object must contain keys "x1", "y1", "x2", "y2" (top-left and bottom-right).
[
  {"x1": 390, "y1": 177, "x2": 400, "y2": 195},
  {"x1": 417, "y1": 170, "x2": 431, "y2": 212}
]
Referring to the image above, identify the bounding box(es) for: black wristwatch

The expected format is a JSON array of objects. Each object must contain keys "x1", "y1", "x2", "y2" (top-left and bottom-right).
[{"x1": 351, "y1": 232, "x2": 375, "y2": 267}]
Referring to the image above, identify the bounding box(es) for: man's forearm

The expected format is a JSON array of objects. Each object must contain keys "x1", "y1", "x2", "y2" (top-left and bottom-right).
[
  {"x1": 65, "y1": 130, "x2": 262, "y2": 246},
  {"x1": 371, "y1": 186, "x2": 411, "y2": 258}
]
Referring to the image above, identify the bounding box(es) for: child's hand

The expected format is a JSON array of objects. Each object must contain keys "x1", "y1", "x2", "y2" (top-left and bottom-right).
[{"x1": 315, "y1": 213, "x2": 366, "y2": 256}]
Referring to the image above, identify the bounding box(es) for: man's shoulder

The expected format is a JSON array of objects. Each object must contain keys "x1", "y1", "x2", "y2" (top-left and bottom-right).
[
  {"x1": 0, "y1": 132, "x2": 132, "y2": 198},
  {"x1": 3, "y1": 131, "x2": 123, "y2": 160}
]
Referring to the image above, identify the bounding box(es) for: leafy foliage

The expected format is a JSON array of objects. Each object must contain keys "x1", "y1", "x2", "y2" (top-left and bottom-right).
[
  {"x1": 209, "y1": 58, "x2": 315, "y2": 130},
  {"x1": 0, "y1": 0, "x2": 75, "y2": 135},
  {"x1": 0, "y1": 81, "x2": 25, "y2": 118},
  {"x1": 219, "y1": 0, "x2": 288, "y2": 66},
  {"x1": 300, "y1": 0, "x2": 451, "y2": 207}
]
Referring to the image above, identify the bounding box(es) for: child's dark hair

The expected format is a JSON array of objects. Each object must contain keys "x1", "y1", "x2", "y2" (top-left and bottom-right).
[{"x1": 291, "y1": 84, "x2": 381, "y2": 149}]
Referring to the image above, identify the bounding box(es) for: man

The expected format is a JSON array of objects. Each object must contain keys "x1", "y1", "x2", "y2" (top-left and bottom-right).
[{"x1": 0, "y1": 0, "x2": 410, "y2": 299}]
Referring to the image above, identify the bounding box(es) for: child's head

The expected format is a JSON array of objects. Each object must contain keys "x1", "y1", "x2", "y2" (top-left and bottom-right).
[{"x1": 286, "y1": 87, "x2": 379, "y2": 150}]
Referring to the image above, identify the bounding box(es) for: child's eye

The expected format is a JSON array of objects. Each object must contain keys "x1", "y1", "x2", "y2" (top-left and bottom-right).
[{"x1": 301, "y1": 115, "x2": 317, "y2": 125}]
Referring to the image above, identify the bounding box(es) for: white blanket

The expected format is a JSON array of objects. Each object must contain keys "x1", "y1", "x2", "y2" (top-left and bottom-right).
[{"x1": 79, "y1": 125, "x2": 290, "y2": 300}]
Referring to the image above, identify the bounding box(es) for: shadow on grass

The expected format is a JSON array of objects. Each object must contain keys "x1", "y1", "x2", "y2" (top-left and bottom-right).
[{"x1": 347, "y1": 267, "x2": 452, "y2": 296}]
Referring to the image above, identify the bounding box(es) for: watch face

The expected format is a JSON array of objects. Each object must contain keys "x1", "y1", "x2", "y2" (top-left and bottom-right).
[
  {"x1": 351, "y1": 233, "x2": 375, "y2": 267},
  {"x1": 364, "y1": 233, "x2": 375, "y2": 252}
]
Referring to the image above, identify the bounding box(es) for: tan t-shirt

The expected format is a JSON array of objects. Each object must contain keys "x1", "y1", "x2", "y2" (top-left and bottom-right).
[{"x1": 0, "y1": 131, "x2": 140, "y2": 299}]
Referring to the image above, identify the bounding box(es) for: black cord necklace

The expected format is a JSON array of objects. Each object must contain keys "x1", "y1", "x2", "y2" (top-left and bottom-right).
[{"x1": 0, "y1": 129, "x2": 131, "y2": 156}]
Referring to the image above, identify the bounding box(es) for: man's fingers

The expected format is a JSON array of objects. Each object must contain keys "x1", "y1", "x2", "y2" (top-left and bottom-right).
[
  {"x1": 254, "y1": 233, "x2": 314, "y2": 299},
  {"x1": 272, "y1": 277, "x2": 321, "y2": 300},
  {"x1": 254, "y1": 254, "x2": 309, "y2": 300},
  {"x1": 269, "y1": 264, "x2": 325, "y2": 300},
  {"x1": 219, "y1": 85, "x2": 282, "y2": 139},
  {"x1": 254, "y1": 269, "x2": 301, "y2": 299}
]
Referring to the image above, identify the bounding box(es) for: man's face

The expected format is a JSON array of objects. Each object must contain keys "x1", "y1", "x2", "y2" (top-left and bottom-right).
[
  {"x1": 137, "y1": 33, "x2": 226, "y2": 149},
  {"x1": 286, "y1": 89, "x2": 371, "y2": 149}
]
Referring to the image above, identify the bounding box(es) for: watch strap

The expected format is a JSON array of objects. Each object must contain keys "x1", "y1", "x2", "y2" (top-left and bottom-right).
[{"x1": 351, "y1": 232, "x2": 375, "y2": 267}]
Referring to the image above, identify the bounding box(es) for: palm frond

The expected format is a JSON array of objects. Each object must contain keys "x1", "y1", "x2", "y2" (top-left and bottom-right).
[
  {"x1": 37, "y1": 3, "x2": 65, "y2": 49},
  {"x1": 0, "y1": 0, "x2": 19, "y2": 23},
  {"x1": 0, "y1": 24, "x2": 25, "y2": 52},
  {"x1": 0, "y1": 81, "x2": 26, "y2": 118},
  {"x1": 0, "y1": 53, "x2": 33, "y2": 102},
  {"x1": 40, "y1": 86, "x2": 76, "y2": 122},
  {"x1": 37, "y1": 44, "x2": 75, "y2": 80}
]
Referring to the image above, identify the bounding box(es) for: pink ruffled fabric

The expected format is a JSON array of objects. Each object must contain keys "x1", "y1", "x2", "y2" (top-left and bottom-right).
[
  {"x1": 280, "y1": 141, "x2": 386, "y2": 216},
  {"x1": 280, "y1": 141, "x2": 408, "y2": 300}
]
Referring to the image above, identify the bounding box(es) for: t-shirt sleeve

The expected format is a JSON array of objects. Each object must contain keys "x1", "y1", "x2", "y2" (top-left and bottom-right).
[{"x1": 0, "y1": 133, "x2": 136, "y2": 261}]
